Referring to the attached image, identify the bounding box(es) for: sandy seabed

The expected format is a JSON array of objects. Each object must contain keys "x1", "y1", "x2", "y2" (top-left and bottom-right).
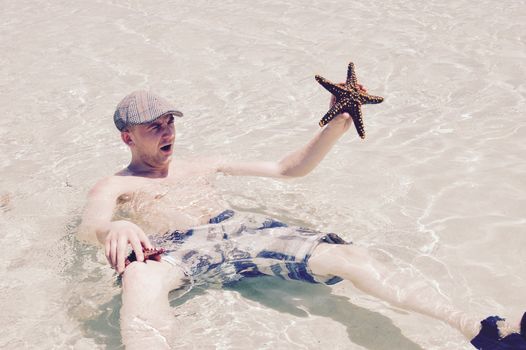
[{"x1": 1, "y1": 0, "x2": 525, "y2": 349}]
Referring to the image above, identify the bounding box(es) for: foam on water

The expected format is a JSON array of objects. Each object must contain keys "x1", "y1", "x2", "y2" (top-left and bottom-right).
[{"x1": 1, "y1": 0, "x2": 525, "y2": 348}]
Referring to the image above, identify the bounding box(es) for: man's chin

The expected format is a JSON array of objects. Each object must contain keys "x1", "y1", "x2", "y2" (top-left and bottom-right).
[
  {"x1": 160, "y1": 155, "x2": 172, "y2": 163},
  {"x1": 159, "y1": 153, "x2": 173, "y2": 164}
]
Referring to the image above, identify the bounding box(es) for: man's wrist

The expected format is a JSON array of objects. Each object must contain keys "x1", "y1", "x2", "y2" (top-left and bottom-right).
[
  {"x1": 95, "y1": 221, "x2": 116, "y2": 245},
  {"x1": 323, "y1": 121, "x2": 347, "y2": 135}
]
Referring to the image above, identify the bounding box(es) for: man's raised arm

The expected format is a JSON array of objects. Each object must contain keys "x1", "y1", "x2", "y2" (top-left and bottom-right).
[
  {"x1": 78, "y1": 177, "x2": 152, "y2": 273},
  {"x1": 217, "y1": 113, "x2": 353, "y2": 178}
]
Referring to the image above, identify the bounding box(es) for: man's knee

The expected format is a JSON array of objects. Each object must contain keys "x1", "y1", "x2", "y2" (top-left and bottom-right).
[
  {"x1": 309, "y1": 244, "x2": 344, "y2": 276},
  {"x1": 122, "y1": 261, "x2": 167, "y2": 293},
  {"x1": 312, "y1": 243, "x2": 370, "y2": 261},
  {"x1": 309, "y1": 243, "x2": 375, "y2": 277},
  {"x1": 122, "y1": 260, "x2": 185, "y2": 293}
]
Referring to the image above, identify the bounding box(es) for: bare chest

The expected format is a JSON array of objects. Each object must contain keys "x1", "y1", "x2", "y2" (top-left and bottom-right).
[{"x1": 114, "y1": 172, "x2": 225, "y2": 234}]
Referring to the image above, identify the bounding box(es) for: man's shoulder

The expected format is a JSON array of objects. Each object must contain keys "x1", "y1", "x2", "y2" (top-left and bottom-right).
[{"x1": 89, "y1": 175, "x2": 137, "y2": 198}]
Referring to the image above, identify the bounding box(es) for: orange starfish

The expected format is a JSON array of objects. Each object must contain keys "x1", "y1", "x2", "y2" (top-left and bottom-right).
[
  {"x1": 125, "y1": 247, "x2": 166, "y2": 267},
  {"x1": 316, "y1": 62, "x2": 384, "y2": 139}
]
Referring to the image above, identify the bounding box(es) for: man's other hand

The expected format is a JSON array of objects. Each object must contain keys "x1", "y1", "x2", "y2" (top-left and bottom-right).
[{"x1": 104, "y1": 220, "x2": 153, "y2": 274}]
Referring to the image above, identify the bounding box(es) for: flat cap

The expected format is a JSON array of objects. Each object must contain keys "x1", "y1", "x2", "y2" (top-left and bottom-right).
[{"x1": 113, "y1": 90, "x2": 183, "y2": 131}]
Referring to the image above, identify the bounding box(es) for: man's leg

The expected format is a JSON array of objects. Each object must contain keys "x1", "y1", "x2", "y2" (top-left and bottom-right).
[
  {"x1": 308, "y1": 243, "x2": 491, "y2": 339},
  {"x1": 120, "y1": 260, "x2": 186, "y2": 350}
]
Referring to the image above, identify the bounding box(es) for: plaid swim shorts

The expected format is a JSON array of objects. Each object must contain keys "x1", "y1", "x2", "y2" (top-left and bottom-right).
[{"x1": 153, "y1": 210, "x2": 351, "y2": 286}]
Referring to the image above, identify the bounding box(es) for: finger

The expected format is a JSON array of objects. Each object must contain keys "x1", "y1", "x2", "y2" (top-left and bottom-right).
[
  {"x1": 340, "y1": 112, "x2": 351, "y2": 120},
  {"x1": 138, "y1": 231, "x2": 154, "y2": 250},
  {"x1": 105, "y1": 240, "x2": 112, "y2": 266},
  {"x1": 110, "y1": 239, "x2": 118, "y2": 268},
  {"x1": 329, "y1": 95, "x2": 336, "y2": 108},
  {"x1": 129, "y1": 236, "x2": 144, "y2": 262},
  {"x1": 116, "y1": 236, "x2": 128, "y2": 274}
]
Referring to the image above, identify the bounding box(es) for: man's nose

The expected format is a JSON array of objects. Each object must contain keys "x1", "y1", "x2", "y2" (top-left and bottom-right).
[{"x1": 162, "y1": 125, "x2": 174, "y2": 139}]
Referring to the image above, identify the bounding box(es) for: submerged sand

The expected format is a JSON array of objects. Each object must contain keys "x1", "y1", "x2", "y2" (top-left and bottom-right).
[{"x1": 1, "y1": 0, "x2": 525, "y2": 349}]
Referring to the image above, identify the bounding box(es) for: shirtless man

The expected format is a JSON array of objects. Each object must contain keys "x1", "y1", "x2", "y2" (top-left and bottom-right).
[{"x1": 79, "y1": 90, "x2": 525, "y2": 349}]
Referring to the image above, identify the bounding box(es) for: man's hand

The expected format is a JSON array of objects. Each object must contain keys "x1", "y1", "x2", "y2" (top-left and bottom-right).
[
  {"x1": 326, "y1": 83, "x2": 368, "y2": 132},
  {"x1": 104, "y1": 220, "x2": 153, "y2": 274}
]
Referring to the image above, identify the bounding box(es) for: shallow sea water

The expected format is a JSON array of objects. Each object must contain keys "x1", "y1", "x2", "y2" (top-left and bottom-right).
[{"x1": 1, "y1": 0, "x2": 525, "y2": 349}]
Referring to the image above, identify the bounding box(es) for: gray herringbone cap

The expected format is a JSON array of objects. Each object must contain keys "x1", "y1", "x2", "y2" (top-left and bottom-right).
[{"x1": 113, "y1": 90, "x2": 183, "y2": 131}]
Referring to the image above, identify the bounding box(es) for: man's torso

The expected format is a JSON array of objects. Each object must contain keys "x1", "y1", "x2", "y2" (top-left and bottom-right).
[{"x1": 110, "y1": 158, "x2": 226, "y2": 234}]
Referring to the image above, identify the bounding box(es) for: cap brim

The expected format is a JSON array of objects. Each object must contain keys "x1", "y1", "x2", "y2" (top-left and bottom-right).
[
  {"x1": 168, "y1": 110, "x2": 183, "y2": 117},
  {"x1": 150, "y1": 110, "x2": 183, "y2": 121},
  {"x1": 138, "y1": 110, "x2": 183, "y2": 125}
]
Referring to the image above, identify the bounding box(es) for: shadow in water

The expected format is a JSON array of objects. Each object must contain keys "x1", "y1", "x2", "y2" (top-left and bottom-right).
[
  {"x1": 79, "y1": 276, "x2": 423, "y2": 350},
  {"x1": 224, "y1": 276, "x2": 424, "y2": 350},
  {"x1": 81, "y1": 285, "x2": 209, "y2": 349},
  {"x1": 83, "y1": 293, "x2": 123, "y2": 349},
  {"x1": 59, "y1": 219, "x2": 126, "y2": 349}
]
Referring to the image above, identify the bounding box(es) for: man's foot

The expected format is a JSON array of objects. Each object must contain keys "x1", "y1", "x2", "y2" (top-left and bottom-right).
[{"x1": 471, "y1": 314, "x2": 526, "y2": 349}]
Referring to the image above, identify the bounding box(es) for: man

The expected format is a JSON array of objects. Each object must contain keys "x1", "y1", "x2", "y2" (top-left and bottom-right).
[{"x1": 79, "y1": 90, "x2": 524, "y2": 349}]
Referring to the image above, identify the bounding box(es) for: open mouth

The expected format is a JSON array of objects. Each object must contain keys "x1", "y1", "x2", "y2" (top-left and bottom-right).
[{"x1": 160, "y1": 144, "x2": 172, "y2": 152}]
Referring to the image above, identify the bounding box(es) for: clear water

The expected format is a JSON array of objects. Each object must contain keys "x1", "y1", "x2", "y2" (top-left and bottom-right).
[{"x1": 1, "y1": 0, "x2": 525, "y2": 349}]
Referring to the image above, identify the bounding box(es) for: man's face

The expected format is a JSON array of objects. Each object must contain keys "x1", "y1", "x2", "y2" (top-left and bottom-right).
[{"x1": 123, "y1": 114, "x2": 176, "y2": 167}]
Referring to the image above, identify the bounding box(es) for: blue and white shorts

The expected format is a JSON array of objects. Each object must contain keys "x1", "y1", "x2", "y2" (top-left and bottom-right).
[{"x1": 152, "y1": 210, "x2": 351, "y2": 286}]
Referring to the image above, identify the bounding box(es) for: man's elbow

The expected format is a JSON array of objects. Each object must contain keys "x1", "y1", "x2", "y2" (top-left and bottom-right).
[{"x1": 277, "y1": 163, "x2": 309, "y2": 178}]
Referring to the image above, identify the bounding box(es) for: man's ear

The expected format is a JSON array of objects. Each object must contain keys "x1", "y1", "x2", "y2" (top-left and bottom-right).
[{"x1": 121, "y1": 131, "x2": 134, "y2": 146}]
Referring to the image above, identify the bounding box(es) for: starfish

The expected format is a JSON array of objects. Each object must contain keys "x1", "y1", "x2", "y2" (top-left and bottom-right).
[
  {"x1": 315, "y1": 62, "x2": 384, "y2": 139},
  {"x1": 125, "y1": 247, "x2": 166, "y2": 267}
]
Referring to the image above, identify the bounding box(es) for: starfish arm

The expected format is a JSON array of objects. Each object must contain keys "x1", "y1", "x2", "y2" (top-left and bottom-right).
[
  {"x1": 363, "y1": 94, "x2": 384, "y2": 105},
  {"x1": 346, "y1": 62, "x2": 358, "y2": 87},
  {"x1": 349, "y1": 103, "x2": 366, "y2": 139},
  {"x1": 318, "y1": 100, "x2": 347, "y2": 127},
  {"x1": 315, "y1": 75, "x2": 347, "y2": 97}
]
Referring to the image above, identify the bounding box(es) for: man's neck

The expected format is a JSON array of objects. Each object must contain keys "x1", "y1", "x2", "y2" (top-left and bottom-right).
[{"x1": 126, "y1": 161, "x2": 171, "y2": 178}]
